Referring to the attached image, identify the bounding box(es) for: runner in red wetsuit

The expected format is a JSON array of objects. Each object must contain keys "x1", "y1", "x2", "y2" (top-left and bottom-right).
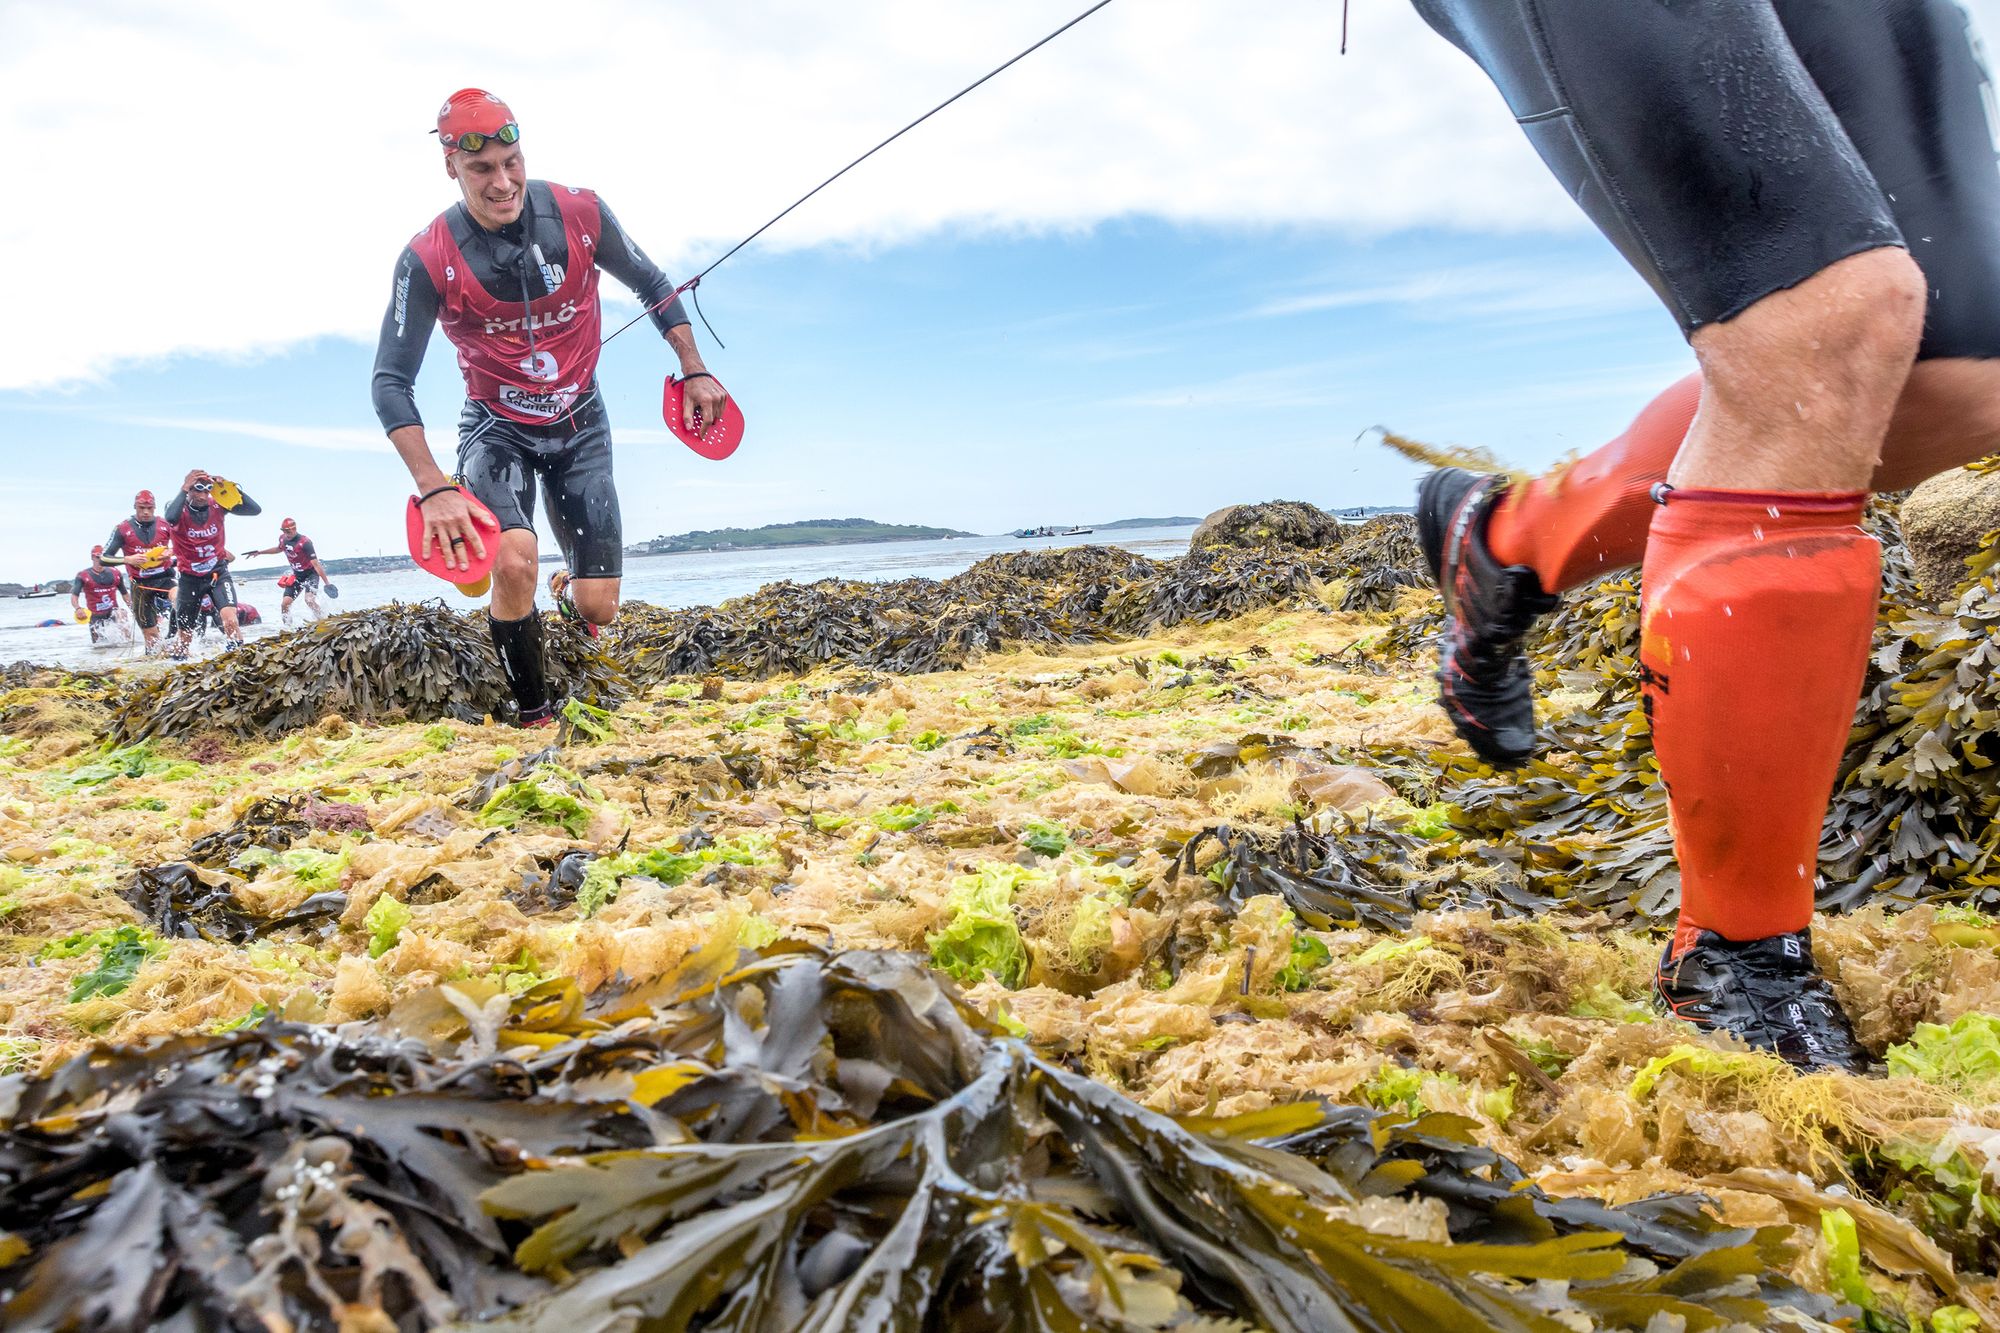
[
  {"x1": 100, "y1": 489, "x2": 177, "y2": 654},
  {"x1": 243, "y1": 518, "x2": 331, "y2": 625},
  {"x1": 163, "y1": 468, "x2": 262, "y2": 657},
  {"x1": 370, "y1": 88, "x2": 727, "y2": 726},
  {"x1": 70, "y1": 547, "x2": 130, "y2": 645}
]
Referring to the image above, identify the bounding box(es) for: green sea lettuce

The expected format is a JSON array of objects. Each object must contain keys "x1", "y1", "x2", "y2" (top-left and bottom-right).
[
  {"x1": 928, "y1": 863, "x2": 1032, "y2": 988},
  {"x1": 1885, "y1": 1012, "x2": 2000, "y2": 1099}
]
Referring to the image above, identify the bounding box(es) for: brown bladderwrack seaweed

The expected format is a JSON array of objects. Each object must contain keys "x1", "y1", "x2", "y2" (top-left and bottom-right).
[
  {"x1": 0, "y1": 943, "x2": 1839, "y2": 1332},
  {"x1": 111, "y1": 603, "x2": 627, "y2": 742},
  {"x1": 1320, "y1": 496, "x2": 1994, "y2": 925}
]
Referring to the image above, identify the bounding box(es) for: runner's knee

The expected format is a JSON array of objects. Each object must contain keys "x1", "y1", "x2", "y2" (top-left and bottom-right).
[
  {"x1": 1700, "y1": 248, "x2": 1924, "y2": 386},
  {"x1": 1690, "y1": 248, "x2": 1925, "y2": 479},
  {"x1": 494, "y1": 540, "x2": 539, "y2": 589},
  {"x1": 570, "y1": 581, "x2": 619, "y2": 625}
]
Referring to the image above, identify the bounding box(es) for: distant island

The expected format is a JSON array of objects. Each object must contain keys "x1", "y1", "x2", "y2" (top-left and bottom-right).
[
  {"x1": 628, "y1": 517, "x2": 976, "y2": 557},
  {"x1": 1089, "y1": 517, "x2": 1200, "y2": 530}
]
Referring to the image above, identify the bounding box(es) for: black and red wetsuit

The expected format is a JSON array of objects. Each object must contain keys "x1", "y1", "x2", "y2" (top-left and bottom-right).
[
  {"x1": 279, "y1": 533, "x2": 321, "y2": 589},
  {"x1": 74, "y1": 566, "x2": 125, "y2": 618},
  {"x1": 164, "y1": 488, "x2": 261, "y2": 628},
  {"x1": 370, "y1": 180, "x2": 691, "y2": 579},
  {"x1": 102, "y1": 514, "x2": 176, "y2": 630}
]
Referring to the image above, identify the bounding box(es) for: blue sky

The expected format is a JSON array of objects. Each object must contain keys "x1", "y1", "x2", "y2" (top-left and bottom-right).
[{"x1": 0, "y1": 220, "x2": 1692, "y2": 578}]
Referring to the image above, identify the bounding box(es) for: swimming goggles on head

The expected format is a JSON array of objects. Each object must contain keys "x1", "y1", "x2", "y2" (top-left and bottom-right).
[{"x1": 437, "y1": 122, "x2": 519, "y2": 153}]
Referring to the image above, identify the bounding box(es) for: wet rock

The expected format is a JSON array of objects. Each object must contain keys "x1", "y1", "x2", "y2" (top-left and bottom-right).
[
  {"x1": 1901, "y1": 465, "x2": 2000, "y2": 603},
  {"x1": 1190, "y1": 500, "x2": 1345, "y2": 553}
]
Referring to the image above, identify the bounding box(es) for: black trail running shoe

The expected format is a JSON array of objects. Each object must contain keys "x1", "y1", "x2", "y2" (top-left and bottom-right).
[
  {"x1": 1415, "y1": 468, "x2": 1557, "y2": 767},
  {"x1": 1654, "y1": 925, "x2": 1870, "y2": 1073}
]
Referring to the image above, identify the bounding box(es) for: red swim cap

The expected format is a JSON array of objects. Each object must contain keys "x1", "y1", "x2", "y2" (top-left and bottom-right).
[
  {"x1": 436, "y1": 89, "x2": 517, "y2": 155},
  {"x1": 91, "y1": 544, "x2": 104, "y2": 556},
  {"x1": 281, "y1": 517, "x2": 297, "y2": 528},
  {"x1": 134, "y1": 489, "x2": 154, "y2": 505}
]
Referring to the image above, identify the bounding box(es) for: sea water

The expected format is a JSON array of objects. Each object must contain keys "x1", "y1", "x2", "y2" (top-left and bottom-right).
[{"x1": 0, "y1": 525, "x2": 1200, "y2": 671}]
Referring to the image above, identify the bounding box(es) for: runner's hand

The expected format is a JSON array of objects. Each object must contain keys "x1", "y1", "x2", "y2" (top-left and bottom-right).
[
  {"x1": 683, "y1": 376, "x2": 730, "y2": 439},
  {"x1": 182, "y1": 468, "x2": 211, "y2": 493},
  {"x1": 422, "y1": 489, "x2": 488, "y2": 572}
]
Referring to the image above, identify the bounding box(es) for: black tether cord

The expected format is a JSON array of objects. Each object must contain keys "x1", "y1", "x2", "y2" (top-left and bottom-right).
[
  {"x1": 689, "y1": 283, "x2": 724, "y2": 349},
  {"x1": 601, "y1": 0, "x2": 1118, "y2": 349}
]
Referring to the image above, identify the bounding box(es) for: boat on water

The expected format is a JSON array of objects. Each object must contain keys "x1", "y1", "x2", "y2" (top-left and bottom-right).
[
  {"x1": 15, "y1": 585, "x2": 59, "y2": 599},
  {"x1": 1011, "y1": 525, "x2": 1095, "y2": 539}
]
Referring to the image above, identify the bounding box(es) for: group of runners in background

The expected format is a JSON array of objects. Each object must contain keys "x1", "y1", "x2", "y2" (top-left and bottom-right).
[{"x1": 64, "y1": 469, "x2": 335, "y2": 659}]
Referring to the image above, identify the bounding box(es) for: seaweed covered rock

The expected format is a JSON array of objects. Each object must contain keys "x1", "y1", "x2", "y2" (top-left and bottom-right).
[
  {"x1": 1190, "y1": 500, "x2": 1345, "y2": 553},
  {"x1": 605, "y1": 544, "x2": 1333, "y2": 687},
  {"x1": 1103, "y1": 547, "x2": 1342, "y2": 632},
  {"x1": 1336, "y1": 514, "x2": 1428, "y2": 612},
  {"x1": 112, "y1": 603, "x2": 625, "y2": 741},
  {"x1": 0, "y1": 664, "x2": 122, "y2": 740},
  {"x1": 1339, "y1": 514, "x2": 1422, "y2": 574},
  {"x1": 1901, "y1": 462, "x2": 2000, "y2": 603}
]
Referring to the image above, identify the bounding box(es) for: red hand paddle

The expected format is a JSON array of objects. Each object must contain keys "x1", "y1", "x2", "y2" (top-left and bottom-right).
[
  {"x1": 405, "y1": 486, "x2": 502, "y2": 594},
  {"x1": 663, "y1": 376, "x2": 744, "y2": 460}
]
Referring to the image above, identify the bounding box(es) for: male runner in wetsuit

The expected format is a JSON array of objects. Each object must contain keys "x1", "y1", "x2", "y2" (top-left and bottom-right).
[
  {"x1": 370, "y1": 88, "x2": 727, "y2": 727},
  {"x1": 70, "y1": 547, "x2": 130, "y2": 645},
  {"x1": 100, "y1": 489, "x2": 176, "y2": 654},
  {"x1": 243, "y1": 518, "x2": 330, "y2": 625},
  {"x1": 164, "y1": 469, "x2": 262, "y2": 657},
  {"x1": 1407, "y1": 0, "x2": 2000, "y2": 1070}
]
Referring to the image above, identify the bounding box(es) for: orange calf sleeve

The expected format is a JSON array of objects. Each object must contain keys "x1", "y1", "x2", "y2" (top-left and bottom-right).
[
  {"x1": 1638, "y1": 490, "x2": 1878, "y2": 941},
  {"x1": 1487, "y1": 373, "x2": 1701, "y2": 592}
]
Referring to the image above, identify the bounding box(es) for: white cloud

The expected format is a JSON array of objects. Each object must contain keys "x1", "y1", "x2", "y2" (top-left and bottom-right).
[
  {"x1": 108, "y1": 415, "x2": 391, "y2": 453},
  {"x1": 1, "y1": 0, "x2": 1573, "y2": 390},
  {"x1": 1248, "y1": 261, "x2": 1657, "y2": 323}
]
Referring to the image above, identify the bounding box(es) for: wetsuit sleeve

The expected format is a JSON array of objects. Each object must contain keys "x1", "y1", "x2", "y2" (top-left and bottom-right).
[
  {"x1": 592, "y1": 198, "x2": 690, "y2": 335},
  {"x1": 102, "y1": 527, "x2": 129, "y2": 557},
  {"x1": 372, "y1": 246, "x2": 440, "y2": 432},
  {"x1": 164, "y1": 493, "x2": 186, "y2": 524},
  {"x1": 231, "y1": 488, "x2": 263, "y2": 519}
]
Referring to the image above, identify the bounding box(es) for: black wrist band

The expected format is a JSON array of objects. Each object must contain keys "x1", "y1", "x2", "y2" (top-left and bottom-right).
[
  {"x1": 416, "y1": 484, "x2": 459, "y2": 507},
  {"x1": 679, "y1": 371, "x2": 717, "y2": 385}
]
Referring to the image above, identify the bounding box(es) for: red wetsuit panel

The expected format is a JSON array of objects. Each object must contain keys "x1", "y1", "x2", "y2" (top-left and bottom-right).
[
  {"x1": 409, "y1": 184, "x2": 604, "y2": 424},
  {"x1": 76, "y1": 567, "x2": 125, "y2": 614},
  {"x1": 112, "y1": 517, "x2": 177, "y2": 585},
  {"x1": 171, "y1": 503, "x2": 227, "y2": 576},
  {"x1": 280, "y1": 534, "x2": 318, "y2": 575}
]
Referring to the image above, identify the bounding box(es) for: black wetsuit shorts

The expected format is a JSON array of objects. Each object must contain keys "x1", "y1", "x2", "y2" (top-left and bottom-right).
[
  {"x1": 456, "y1": 391, "x2": 623, "y2": 579},
  {"x1": 174, "y1": 570, "x2": 237, "y2": 628},
  {"x1": 1410, "y1": 0, "x2": 2000, "y2": 358},
  {"x1": 285, "y1": 570, "x2": 322, "y2": 596},
  {"x1": 132, "y1": 580, "x2": 173, "y2": 631}
]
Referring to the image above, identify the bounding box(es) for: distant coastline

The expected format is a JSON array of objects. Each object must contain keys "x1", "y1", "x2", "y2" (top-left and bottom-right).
[
  {"x1": 1088, "y1": 516, "x2": 1200, "y2": 530},
  {"x1": 0, "y1": 516, "x2": 1236, "y2": 591},
  {"x1": 627, "y1": 518, "x2": 979, "y2": 557}
]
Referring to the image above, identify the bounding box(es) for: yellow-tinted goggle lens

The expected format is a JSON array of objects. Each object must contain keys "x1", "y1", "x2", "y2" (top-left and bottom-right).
[{"x1": 453, "y1": 122, "x2": 520, "y2": 152}]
